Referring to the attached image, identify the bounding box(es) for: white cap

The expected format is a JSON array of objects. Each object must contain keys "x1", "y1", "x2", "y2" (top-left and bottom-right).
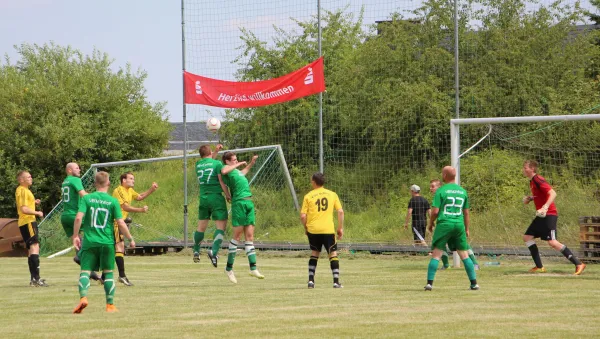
[{"x1": 410, "y1": 184, "x2": 420, "y2": 192}]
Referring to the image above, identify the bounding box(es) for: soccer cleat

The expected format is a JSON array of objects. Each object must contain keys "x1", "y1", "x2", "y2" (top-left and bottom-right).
[
  {"x1": 118, "y1": 276, "x2": 134, "y2": 286},
  {"x1": 73, "y1": 297, "x2": 88, "y2": 314},
  {"x1": 90, "y1": 271, "x2": 102, "y2": 282},
  {"x1": 424, "y1": 284, "x2": 433, "y2": 291},
  {"x1": 207, "y1": 250, "x2": 218, "y2": 267},
  {"x1": 333, "y1": 283, "x2": 343, "y2": 288},
  {"x1": 308, "y1": 281, "x2": 315, "y2": 289},
  {"x1": 528, "y1": 266, "x2": 546, "y2": 273},
  {"x1": 574, "y1": 263, "x2": 586, "y2": 276},
  {"x1": 474, "y1": 264, "x2": 480, "y2": 271},
  {"x1": 439, "y1": 265, "x2": 450, "y2": 271},
  {"x1": 193, "y1": 252, "x2": 200, "y2": 263},
  {"x1": 106, "y1": 304, "x2": 119, "y2": 313},
  {"x1": 36, "y1": 278, "x2": 49, "y2": 287},
  {"x1": 226, "y1": 270, "x2": 237, "y2": 284},
  {"x1": 249, "y1": 270, "x2": 265, "y2": 279},
  {"x1": 470, "y1": 284, "x2": 480, "y2": 290}
]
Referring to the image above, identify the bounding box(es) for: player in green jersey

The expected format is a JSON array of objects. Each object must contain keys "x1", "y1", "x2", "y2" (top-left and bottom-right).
[
  {"x1": 425, "y1": 166, "x2": 479, "y2": 291},
  {"x1": 72, "y1": 171, "x2": 135, "y2": 313},
  {"x1": 60, "y1": 163, "x2": 102, "y2": 282},
  {"x1": 220, "y1": 151, "x2": 264, "y2": 283},
  {"x1": 429, "y1": 179, "x2": 479, "y2": 271},
  {"x1": 192, "y1": 144, "x2": 231, "y2": 266}
]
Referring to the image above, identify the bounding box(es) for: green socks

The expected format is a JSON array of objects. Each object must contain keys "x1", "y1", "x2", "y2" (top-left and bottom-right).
[
  {"x1": 103, "y1": 272, "x2": 115, "y2": 304},
  {"x1": 462, "y1": 257, "x2": 477, "y2": 281},
  {"x1": 193, "y1": 231, "x2": 204, "y2": 253},
  {"x1": 226, "y1": 240, "x2": 239, "y2": 272},
  {"x1": 467, "y1": 249, "x2": 478, "y2": 265},
  {"x1": 427, "y1": 258, "x2": 439, "y2": 281},
  {"x1": 441, "y1": 252, "x2": 450, "y2": 268},
  {"x1": 212, "y1": 229, "x2": 225, "y2": 257},
  {"x1": 245, "y1": 241, "x2": 257, "y2": 271},
  {"x1": 78, "y1": 272, "x2": 90, "y2": 298}
]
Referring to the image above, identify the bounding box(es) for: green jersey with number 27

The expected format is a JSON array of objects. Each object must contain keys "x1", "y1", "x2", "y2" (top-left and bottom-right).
[
  {"x1": 77, "y1": 191, "x2": 123, "y2": 249},
  {"x1": 196, "y1": 158, "x2": 224, "y2": 195},
  {"x1": 432, "y1": 183, "x2": 469, "y2": 224},
  {"x1": 62, "y1": 175, "x2": 85, "y2": 216}
]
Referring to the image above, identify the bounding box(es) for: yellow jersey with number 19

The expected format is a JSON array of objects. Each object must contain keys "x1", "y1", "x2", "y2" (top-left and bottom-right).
[{"x1": 301, "y1": 187, "x2": 342, "y2": 234}]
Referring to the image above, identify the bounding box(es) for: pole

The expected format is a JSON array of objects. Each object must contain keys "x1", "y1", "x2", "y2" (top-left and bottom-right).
[
  {"x1": 454, "y1": 0, "x2": 460, "y2": 185},
  {"x1": 181, "y1": 0, "x2": 189, "y2": 248},
  {"x1": 318, "y1": 0, "x2": 324, "y2": 173}
]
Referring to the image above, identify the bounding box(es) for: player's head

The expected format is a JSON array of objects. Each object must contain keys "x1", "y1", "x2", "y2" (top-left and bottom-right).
[
  {"x1": 16, "y1": 171, "x2": 32, "y2": 186},
  {"x1": 94, "y1": 171, "x2": 110, "y2": 189},
  {"x1": 311, "y1": 172, "x2": 325, "y2": 188},
  {"x1": 523, "y1": 160, "x2": 538, "y2": 177},
  {"x1": 199, "y1": 145, "x2": 212, "y2": 158},
  {"x1": 222, "y1": 151, "x2": 237, "y2": 165},
  {"x1": 441, "y1": 166, "x2": 456, "y2": 183},
  {"x1": 120, "y1": 172, "x2": 135, "y2": 188},
  {"x1": 429, "y1": 179, "x2": 442, "y2": 193},
  {"x1": 66, "y1": 162, "x2": 81, "y2": 177},
  {"x1": 410, "y1": 184, "x2": 420, "y2": 195}
]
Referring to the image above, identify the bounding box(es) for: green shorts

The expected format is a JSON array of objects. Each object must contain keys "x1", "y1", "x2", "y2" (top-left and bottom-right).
[
  {"x1": 60, "y1": 214, "x2": 76, "y2": 238},
  {"x1": 231, "y1": 199, "x2": 255, "y2": 227},
  {"x1": 198, "y1": 194, "x2": 228, "y2": 221},
  {"x1": 431, "y1": 222, "x2": 469, "y2": 251},
  {"x1": 80, "y1": 244, "x2": 115, "y2": 272}
]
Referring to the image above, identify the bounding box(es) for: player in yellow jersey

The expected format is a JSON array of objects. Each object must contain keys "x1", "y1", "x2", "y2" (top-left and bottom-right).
[
  {"x1": 111, "y1": 172, "x2": 158, "y2": 286},
  {"x1": 300, "y1": 173, "x2": 344, "y2": 288},
  {"x1": 15, "y1": 171, "x2": 48, "y2": 287}
]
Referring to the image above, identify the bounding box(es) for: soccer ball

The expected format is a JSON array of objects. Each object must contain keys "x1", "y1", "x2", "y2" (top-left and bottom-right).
[{"x1": 206, "y1": 117, "x2": 221, "y2": 132}]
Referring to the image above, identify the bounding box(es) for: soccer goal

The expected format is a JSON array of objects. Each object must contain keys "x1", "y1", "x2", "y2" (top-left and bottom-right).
[
  {"x1": 39, "y1": 145, "x2": 298, "y2": 256},
  {"x1": 451, "y1": 114, "x2": 600, "y2": 256}
]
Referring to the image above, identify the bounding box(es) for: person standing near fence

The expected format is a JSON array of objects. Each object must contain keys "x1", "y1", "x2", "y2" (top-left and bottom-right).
[
  {"x1": 192, "y1": 144, "x2": 230, "y2": 267},
  {"x1": 404, "y1": 184, "x2": 430, "y2": 246},
  {"x1": 61, "y1": 162, "x2": 102, "y2": 282},
  {"x1": 111, "y1": 172, "x2": 158, "y2": 286},
  {"x1": 15, "y1": 170, "x2": 48, "y2": 287},
  {"x1": 521, "y1": 160, "x2": 585, "y2": 275},
  {"x1": 72, "y1": 171, "x2": 136, "y2": 313},
  {"x1": 425, "y1": 166, "x2": 478, "y2": 291},
  {"x1": 301, "y1": 172, "x2": 344, "y2": 289},
  {"x1": 220, "y1": 151, "x2": 264, "y2": 283}
]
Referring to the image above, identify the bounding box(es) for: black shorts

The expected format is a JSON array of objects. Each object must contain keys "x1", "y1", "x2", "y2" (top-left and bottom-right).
[
  {"x1": 307, "y1": 233, "x2": 337, "y2": 254},
  {"x1": 525, "y1": 215, "x2": 558, "y2": 241},
  {"x1": 18, "y1": 222, "x2": 39, "y2": 249}
]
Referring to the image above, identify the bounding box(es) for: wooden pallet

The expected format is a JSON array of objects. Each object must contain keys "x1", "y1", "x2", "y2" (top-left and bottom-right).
[{"x1": 579, "y1": 216, "x2": 600, "y2": 260}]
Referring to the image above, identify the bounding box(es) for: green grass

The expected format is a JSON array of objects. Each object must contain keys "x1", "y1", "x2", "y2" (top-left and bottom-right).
[{"x1": 1, "y1": 252, "x2": 598, "y2": 338}]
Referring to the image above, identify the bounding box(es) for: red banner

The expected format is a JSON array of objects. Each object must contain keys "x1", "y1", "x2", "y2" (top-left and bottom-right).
[{"x1": 184, "y1": 57, "x2": 325, "y2": 108}]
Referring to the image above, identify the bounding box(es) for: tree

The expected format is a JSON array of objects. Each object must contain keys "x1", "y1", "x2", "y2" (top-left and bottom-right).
[{"x1": 0, "y1": 43, "x2": 172, "y2": 217}]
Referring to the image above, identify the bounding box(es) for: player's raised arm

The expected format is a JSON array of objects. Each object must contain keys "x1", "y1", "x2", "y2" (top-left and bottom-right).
[
  {"x1": 137, "y1": 182, "x2": 158, "y2": 201},
  {"x1": 240, "y1": 155, "x2": 258, "y2": 176},
  {"x1": 212, "y1": 144, "x2": 223, "y2": 159},
  {"x1": 222, "y1": 161, "x2": 246, "y2": 175}
]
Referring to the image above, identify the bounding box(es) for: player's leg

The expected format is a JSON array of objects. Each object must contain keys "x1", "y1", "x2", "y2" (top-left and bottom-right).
[
  {"x1": 208, "y1": 195, "x2": 228, "y2": 267},
  {"x1": 20, "y1": 222, "x2": 46, "y2": 286},
  {"x1": 194, "y1": 198, "x2": 211, "y2": 262},
  {"x1": 74, "y1": 247, "x2": 97, "y2": 313},
  {"x1": 425, "y1": 224, "x2": 451, "y2": 290},
  {"x1": 543, "y1": 216, "x2": 585, "y2": 274},
  {"x1": 61, "y1": 215, "x2": 80, "y2": 264},
  {"x1": 326, "y1": 235, "x2": 341, "y2": 288},
  {"x1": 454, "y1": 225, "x2": 478, "y2": 290},
  {"x1": 524, "y1": 218, "x2": 544, "y2": 272},
  {"x1": 307, "y1": 233, "x2": 321, "y2": 288},
  {"x1": 440, "y1": 244, "x2": 452, "y2": 270},
  {"x1": 225, "y1": 224, "x2": 243, "y2": 284},
  {"x1": 115, "y1": 240, "x2": 133, "y2": 285},
  {"x1": 100, "y1": 244, "x2": 118, "y2": 312},
  {"x1": 241, "y1": 201, "x2": 263, "y2": 279}
]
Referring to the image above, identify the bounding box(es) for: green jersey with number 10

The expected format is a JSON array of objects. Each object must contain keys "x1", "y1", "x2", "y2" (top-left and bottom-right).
[
  {"x1": 196, "y1": 158, "x2": 224, "y2": 195},
  {"x1": 432, "y1": 183, "x2": 469, "y2": 224},
  {"x1": 77, "y1": 191, "x2": 123, "y2": 249},
  {"x1": 62, "y1": 175, "x2": 85, "y2": 216}
]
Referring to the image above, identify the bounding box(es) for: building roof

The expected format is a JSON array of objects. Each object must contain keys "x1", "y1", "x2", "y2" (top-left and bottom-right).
[{"x1": 168, "y1": 121, "x2": 221, "y2": 151}]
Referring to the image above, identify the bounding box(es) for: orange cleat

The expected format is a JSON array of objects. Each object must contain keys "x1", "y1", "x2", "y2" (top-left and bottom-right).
[
  {"x1": 528, "y1": 266, "x2": 546, "y2": 273},
  {"x1": 106, "y1": 304, "x2": 119, "y2": 313},
  {"x1": 73, "y1": 297, "x2": 88, "y2": 314},
  {"x1": 574, "y1": 263, "x2": 586, "y2": 276}
]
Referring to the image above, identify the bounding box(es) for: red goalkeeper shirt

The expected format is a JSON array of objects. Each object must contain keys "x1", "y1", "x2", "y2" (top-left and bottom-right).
[{"x1": 530, "y1": 174, "x2": 557, "y2": 216}]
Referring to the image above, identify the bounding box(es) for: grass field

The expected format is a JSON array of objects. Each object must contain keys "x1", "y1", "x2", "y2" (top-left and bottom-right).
[{"x1": 1, "y1": 251, "x2": 598, "y2": 338}]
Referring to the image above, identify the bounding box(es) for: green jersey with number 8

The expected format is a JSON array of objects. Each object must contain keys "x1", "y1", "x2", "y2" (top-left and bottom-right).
[
  {"x1": 77, "y1": 191, "x2": 123, "y2": 249},
  {"x1": 62, "y1": 175, "x2": 85, "y2": 216},
  {"x1": 196, "y1": 158, "x2": 224, "y2": 195},
  {"x1": 432, "y1": 183, "x2": 469, "y2": 224}
]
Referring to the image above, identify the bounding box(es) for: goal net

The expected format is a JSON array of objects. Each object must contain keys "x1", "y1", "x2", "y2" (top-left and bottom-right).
[
  {"x1": 39, "y1": 145, "x2": 297, "y2": 256},
  {"x1": 454, "y1": 115, "x2": 600, "y2": 256}
]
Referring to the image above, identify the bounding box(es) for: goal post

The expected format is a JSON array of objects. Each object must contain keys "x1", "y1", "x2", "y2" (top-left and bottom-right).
[{"x1": 39, "y1": 144, "x2": 298, "y2": 256}]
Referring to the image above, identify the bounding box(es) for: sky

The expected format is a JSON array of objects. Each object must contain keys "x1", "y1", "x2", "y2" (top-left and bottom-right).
[{"x1": 1, "y1": 0, "x2": 592, "y2": 122}]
